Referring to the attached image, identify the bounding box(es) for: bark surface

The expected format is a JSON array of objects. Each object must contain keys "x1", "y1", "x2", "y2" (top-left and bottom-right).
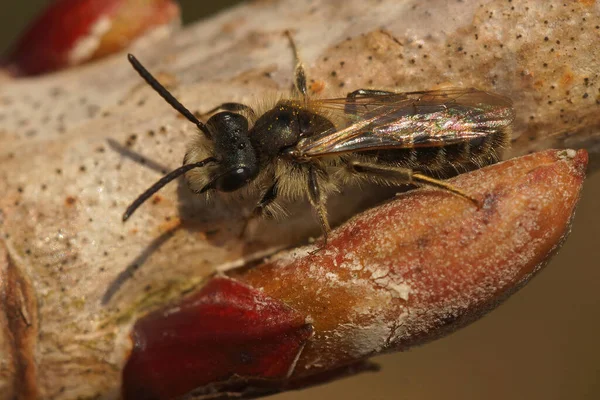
[{"x1": 0, "y1": 0, "x2": 598, "y2": 398}]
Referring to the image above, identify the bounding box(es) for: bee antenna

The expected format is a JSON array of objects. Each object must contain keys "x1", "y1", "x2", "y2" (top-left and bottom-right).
[
  {"x1": 122, "y1": 157, "x2": 217, "y2": 222},
  {"x1": 127, "y1": 54, "x2": 212, "y2": 139}
]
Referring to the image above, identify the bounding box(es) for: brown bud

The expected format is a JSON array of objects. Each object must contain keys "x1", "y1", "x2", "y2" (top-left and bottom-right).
[
  {"x1": 124, "y1": 149, "x2": 588, "y2": 398},
  {"x1": 234, "y1": 149, "x2": 588, "y2": 380}
]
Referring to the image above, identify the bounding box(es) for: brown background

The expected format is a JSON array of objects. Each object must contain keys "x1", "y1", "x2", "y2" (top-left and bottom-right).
[{"x1": 1, "y1": 2, "x2": 598, "y2": 399}]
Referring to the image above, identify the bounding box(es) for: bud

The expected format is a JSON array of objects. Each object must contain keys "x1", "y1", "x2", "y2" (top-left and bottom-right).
[{"x1": 123, "y1": 149, "x2": 588, "y2": 399}]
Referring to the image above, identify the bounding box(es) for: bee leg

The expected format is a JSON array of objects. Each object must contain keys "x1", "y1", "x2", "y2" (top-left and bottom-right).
[
  {"x1": 348, "y1": 161, "x2": 480, "y2": 206},
  {"x1": 344, "y1": 89, "x2": 397, "y2": 115},
  {"x1": 201, "y1": 102, "x2": 256, "y2": 119},
  {"x1": 411, "y1": 173, "x2": 480, "y2": 207},
  {"x1": 253, "y1": 180, "x2": 279, "y2": 218},
  {"x1": 284, "y1": 30, "x2": 308, "y2": 100},
  {"x1": 239, "y1": 180, "x2": 279, "y2": 239},
  {"x1": 307, "y1": 166, "x2": 331, "y2": 244}
]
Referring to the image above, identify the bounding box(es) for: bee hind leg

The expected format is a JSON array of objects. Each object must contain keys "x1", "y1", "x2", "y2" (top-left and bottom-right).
[
  {"x1": 348, "y1": 161, "x2": 480, "y2": 207},
  {"x1": 411, "y1": 173, "x2": 480, "y2": 206}
]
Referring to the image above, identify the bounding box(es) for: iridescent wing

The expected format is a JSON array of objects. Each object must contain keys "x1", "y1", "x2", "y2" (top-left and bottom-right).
[{"x1": 295, "y1": 88, "x2": 515, "y2": 157}]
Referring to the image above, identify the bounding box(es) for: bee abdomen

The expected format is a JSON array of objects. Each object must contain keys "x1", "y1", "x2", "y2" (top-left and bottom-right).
[
  {"x1": 369, "y1": 126, "x2": 510, "y2": 175},
  {"x1": 468, "y1": 126, "x2": 510, "y2": 166}
]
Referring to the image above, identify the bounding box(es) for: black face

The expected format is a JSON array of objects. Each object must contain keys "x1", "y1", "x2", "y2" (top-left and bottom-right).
[
  {"x1": 205, "y1": 112, "x2": 259, "y2": 192},
  {"x1": 213, "y1": 167, "x2": 256, "y2": 192}
]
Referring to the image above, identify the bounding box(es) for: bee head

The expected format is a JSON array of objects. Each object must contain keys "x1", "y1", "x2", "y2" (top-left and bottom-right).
[
  {"x1": 205, "y1": 112, "x2": 259, "y2": 192},
  {"x1": 123, "y1": 54, "x2": 262, "y2": 222}
]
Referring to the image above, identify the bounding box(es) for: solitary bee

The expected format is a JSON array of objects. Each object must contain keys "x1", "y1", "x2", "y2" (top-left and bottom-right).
[{"x1": 123, "y1": 33, "x2": 515, "y2": 238}]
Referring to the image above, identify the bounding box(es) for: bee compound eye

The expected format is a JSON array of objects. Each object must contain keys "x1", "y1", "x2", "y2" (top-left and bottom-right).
[{"x1": 215, "y1": 167, "x2": 254, "y2": 192}]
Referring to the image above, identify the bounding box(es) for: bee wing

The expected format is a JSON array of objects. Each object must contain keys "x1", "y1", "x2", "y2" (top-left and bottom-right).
[{"x1": 297, "y1": 88, "x2": 515, "y2": 157}]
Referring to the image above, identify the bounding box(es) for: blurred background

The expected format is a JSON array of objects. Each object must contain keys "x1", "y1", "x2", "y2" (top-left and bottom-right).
[
  {"x1": 1, "y1": 2, "x2": 599, "y2": 399},
  {"x1": 0, "y1": 0, "x2": 243, "y2": 54}
]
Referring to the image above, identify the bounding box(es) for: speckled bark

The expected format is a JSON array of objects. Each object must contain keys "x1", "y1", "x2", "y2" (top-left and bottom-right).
[{"x1": 0, "y1": 0, "x2": 598, "y2": 398}]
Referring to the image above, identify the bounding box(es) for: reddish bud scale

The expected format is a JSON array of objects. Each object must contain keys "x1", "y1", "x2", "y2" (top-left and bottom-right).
[
  {"x1": 122, "y1": 149, "x2": 587, "y2": 399},
  {"x1": 3, "y1": 0, "x2": 180, "y2": 76},
  {"x1": 237, "y1": 149, "x2": 588, "y2": 378},
  {"x1": 122, "y1": 277, "x2": 313, "y2": 400}
]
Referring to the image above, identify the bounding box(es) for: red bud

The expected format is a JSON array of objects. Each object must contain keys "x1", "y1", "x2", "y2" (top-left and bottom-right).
[
  {"x1": 3, "y1": 0, "x2": 180, "y2": 76},
  {"x1": 122, "y1": 277, "x2": 313, "y2": 400}
]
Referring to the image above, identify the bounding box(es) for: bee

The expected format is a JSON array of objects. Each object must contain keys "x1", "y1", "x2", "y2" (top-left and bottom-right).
[{"x1": 122, "y1": 32, "x2": 515, "y2": 238}]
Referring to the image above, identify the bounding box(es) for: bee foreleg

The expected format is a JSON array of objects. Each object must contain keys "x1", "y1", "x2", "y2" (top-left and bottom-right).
[
  {"x1": 344, "y1": 89, "x2": 397, "y2": 115},
  {"x1": 239, "y1": 180, "x2": 279, "y2": 239},
  {"x1": 284, "y1": 30, "x2": 308, "y2": 100},
  {"x1": 307, "y1": 166, "x2": 331, "y2": 241},
  {"x1": 253, "y1": 180, "x2": 279, "y2": 218},
  {"x1": 348, "y1": 161, "x2": 480, "y2": 206},
  {"x1": 201, "y1": 102, "x2": 256, "y2": 119}
]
